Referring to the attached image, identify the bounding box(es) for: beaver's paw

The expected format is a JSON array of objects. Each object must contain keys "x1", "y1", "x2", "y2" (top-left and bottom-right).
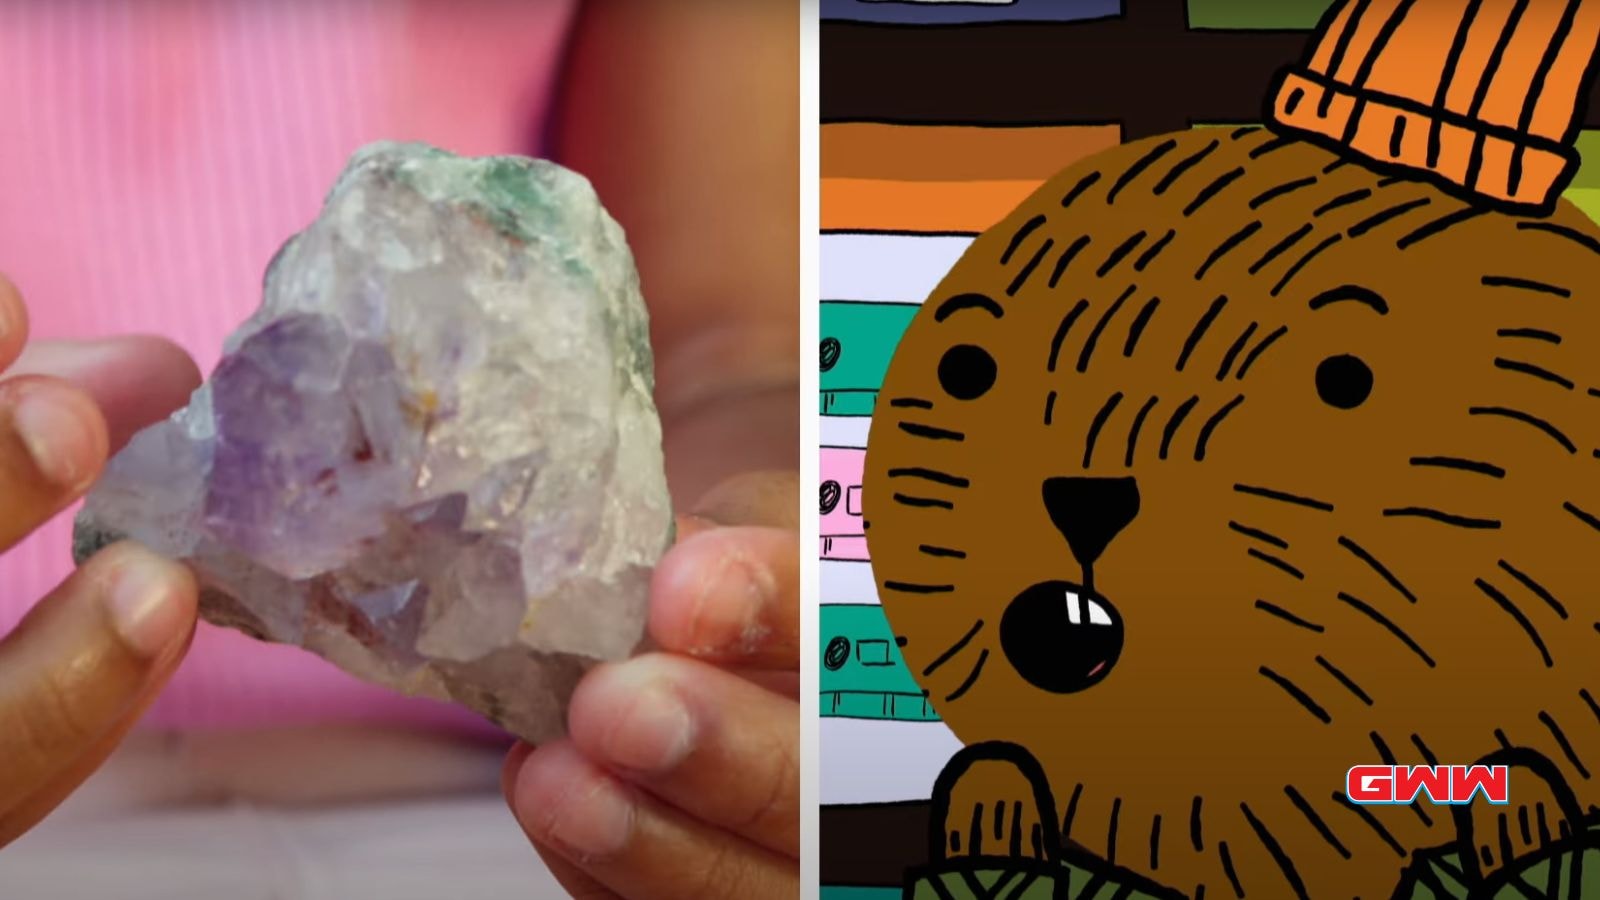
[
  {"x1": 1451, "y1": 747, "x2": 1587, "y2": 889},
  {"x1": 929, "y1": 742, "x2": 1061, "y2": 863}
]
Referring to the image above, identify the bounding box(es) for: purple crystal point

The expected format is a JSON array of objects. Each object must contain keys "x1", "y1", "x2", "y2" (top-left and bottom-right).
[{"x1": 72, "y1": 142, "x2": 674, "y2": 741}]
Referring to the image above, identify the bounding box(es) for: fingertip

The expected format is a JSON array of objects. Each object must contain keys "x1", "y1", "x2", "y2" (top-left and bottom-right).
[
  {"x1": 501, "y1": 740, "x2": 535, "y2": 800},
  {"x1": 2, "y1": 375, "x2": 109, "y2": 492},
  {"x1": 88, "y1": 542, "x2": 198, "y2": 662},
  {"x1": 0, "y1": 272, "x2": 29, "y2": 370},
  {"x1": 512, "y1": 740, "x2": 635, "y2": 861},
  {"x1": 648, "y1": 527, "x2": 785, "y2": 657},
  {"x1": 568, "y1": 657, "x2": 695, "y2": 776}
]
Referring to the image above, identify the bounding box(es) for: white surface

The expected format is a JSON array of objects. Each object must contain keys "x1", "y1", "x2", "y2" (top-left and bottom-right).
[
  {"x1": 820, "y1": 233, "x2": 972, "y2": 303},
  {"x1": 820, "y1": 559, "x2": 879, "y2": 605},
  {"x1": 0, "y1": 728, "x2": 566, "y2": 900},
  {"x1": 819, "y1": 718, "x2": 963, "y2": 805},
  {"x1": 800, "y1": 3, "x2": 822, "y2": 893},
  {"x1": 820, "y1": 415, "x2": 871, "y2": 449}
]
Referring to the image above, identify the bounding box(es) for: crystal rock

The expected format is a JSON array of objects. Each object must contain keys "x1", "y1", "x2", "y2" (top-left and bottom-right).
[{"x1": 71, "y1": 142, "x2": 675, "y2": 741}]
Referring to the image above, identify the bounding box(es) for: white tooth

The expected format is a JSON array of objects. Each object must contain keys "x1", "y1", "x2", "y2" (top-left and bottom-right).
[
  {"x1": 1087, "y1": 599, "x2": 1113, "y2": 626},
  {"x1": 1065, "y1": 590, "x2": 1082, "y2": 625}
]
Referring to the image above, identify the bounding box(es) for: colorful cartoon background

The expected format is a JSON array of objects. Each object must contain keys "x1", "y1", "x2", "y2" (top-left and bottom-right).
[{"x1": 817, "y1": 1, "x2": 1600, "y2": 893}]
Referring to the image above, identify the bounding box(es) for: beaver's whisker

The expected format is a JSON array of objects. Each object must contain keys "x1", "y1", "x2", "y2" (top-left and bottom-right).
[
  {"x1": 1569, "y1": 501, "x2": 1600, "y2": 535},
  {"x1": 1336, "y1": 591, "x2": 1435, "y2": 667},
  {"x1": 942, "y1": 648, "x2": 988, "y2": 703},
  {"x1": 887, "y1": 396, "x2": 935, "y2": 410},
  {"x1": 1062, "y1": 783, "x2": 1084, "y2": 839},
  {"x1": 892, "y1": 493, "x2": 953, "y2": 511},
  {"x1": 1248, "y1": 224, "x2": 1314, "y2": 275},
  {"x1": 1313, "y1": 188, "x2": 1373, "y2": 217},
  {"x1": 1006, "y1": 238, "x2": 1054, "y2": 297},
  {"x1": 1481, "y1": 274, "x2": 1572, "y2": 298},
  {"x1": 1235, "y1": 325, "x2": 1289, "y2": 379},
  {"x1": 1337, "y1": 536, "x2": 1418, "y2": 603},
  {"x1": 1495, "y1": 357, "x2": 1576, "y2": 390},
  {"x1": 1176, "y1": 295, "x2": 1229, "y2": 372},
  {"x1": 1046, "y1": 299, "x2": 1091, "y2": 372},
  {"x1": 1001, "y1": 214, "x2": 1046, "y2": 266},
  {"x1": 1346, "y1": 196, "x2": 1433, "y2": 238},
  {"x1": 921, "y1": 619, "x2": 984, "y2": 677},
  {"x1": 1497, "y1": 327, "x2": 1562, "y2": 344},
  {"x1": 1108, "y1": 138, "x2": 1179, "y2": 204},
  {"x1": 1159, "y1": 396, "x2": 1201, "y2": 460},
  {"x1": 897, "y1": 421, "x2": 965, "y2": 442},
  {"x1": 1059, "y1": 170, "x2": 1102, "y2": 210},
  {"x1": 1234, "y1": 483, "x2": 1335, "y2": 512},
  {"x1": 1048, "y1": 235, "x2": 1092, "y2": 289},
  {"x1": 1107, "y1": 797, "x2": 1122, "y2": 864},
  {"x1": 1083, "y1": 392, "x2": 1124, "y2": 469},
  {"x1": 1331, "y1": 791, "x2": 1407, "y2": 857},
  {"x1": 1409, "y1": 733, "x2": 1439, "y2": 767},
  {"x1": 1409, "y1": 456, "x2": 1506, "y2": 479},
  {"x1": 1475, "y1": 578, "x2": 1553, "y2": 667},
  {"x1": 1250, "y1": 548, "x2": 1305, "y2": 580},
  {"x1": 1537, "y1": 710, "x2": 1590, "y2": 779},
  {"x1": 1189, "y1": 796, "x2": 1205, "y2": 852},
  {"x1": 1182, "y1": 166, "x2": 1246, "y2": 217},
  {"x1": 888, "y1": 467, "x2": 970, "y2": 489},
  {"x1": 883, "y1": 581, "x2": 955, "y2": 594},
  {"x1": 1153, "y1": 140, "x2": 1220, "y2": 196},
  {"x1": 1043, "y1": 390, "x2": 1056, "y2": 426},
  {"x1": 1216, "y1": 323, "x2": 1258, "y2": 381},
  {"x1": 1195, "y1": 222, "x2": 1261, "y2": 281},
  {"x1": 1240, "y1": 803, "x2": 1312, "y2": 900},
  {"x1": 1495, "y1": 728, "x2": 1513, "y2": 751},
  {"x1": 1096, "y1": 231, "x2": 1147, "y2": 278},
  {"x1": 1316, "y1": 655, "x2": 1374, "y2": 707},
  {"x1": 1123, "y1": 297, "x2": 1161, "y2": 357},
  {"x1": 1284, "y1": 785, "x2": 1352, "y2": 859},
  {"x1": 1396, "y1": 206, "x2": 1489, "y2": 250},
  {"x1": 1270, "y1": 233, "x2": 1342, "y2": 297},
  {"x1": 1230, "y1": 521, "x2": 1289, "y2": 549},
  {"x1": 1217, "y1": 841, "x2": 1244, "y2": 899},
  {"x1": 1260, "y1": 666, "x2": 1331, "y2": 724},
  {"x1": 1078, "y1": 285, "x2": 1136, "y2": 373},
  {"x1": 918, "y1": 544, "x2": 966, "y2": 559},
  {"x1": 1249, "y1": 175, "x2": 1318, "y2": 210},
  {"x1": 1255, "y1": 599, "x2": 1325, "y2": 633},
  {"x1": 1133, "y1": 230, "x2": 1175, "y2": 272},
  {"x1": 1517, "y1": 219, "x2": 1600, "y2": 255},
  {"x1": 1148, "y1": 813, "x2": 1162, "y2": 871},
  {"x1": 1383, "y1": 507, "x2": 1502, "y2": 529},
  {"x1": 1194, "y1": 394, "x2": 1245, "y2": 462},
  {"x1": 1125, "y1": 396, "x2": 1160, "y2": 468},
  {"x1": 1498, "y1": 559, "x2": 1567, "y2": 619},
  {"x1": 1580, "y1": 689, "x2": 1600, "y2": 725}
]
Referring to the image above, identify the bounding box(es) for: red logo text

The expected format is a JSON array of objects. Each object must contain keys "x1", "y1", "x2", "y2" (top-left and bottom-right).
[{"x1": 1345, "y1": 765, "x2": 1510, "y2": 805}]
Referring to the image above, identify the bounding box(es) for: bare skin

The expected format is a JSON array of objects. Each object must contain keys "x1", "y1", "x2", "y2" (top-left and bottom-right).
[{"x1": 505, "y1": 3, "x2": 799, "y2": 897}]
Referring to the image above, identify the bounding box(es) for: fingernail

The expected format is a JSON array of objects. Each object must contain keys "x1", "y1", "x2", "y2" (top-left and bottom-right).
[
  {"x1": 517, "y1": 745, "x2": 634, "y2": 860},
  {"x1": 106, "y1": 553, "x2": 187, "y2": 659},
  {"x1": 589, "y1": 667, "x2": 695, "y2": 773},
  {"x1": 684, "y1": 546, "x2": 774, "y2": 656},
  {"x1": 11, "y1": 387, "x2": 98, "y2": 488}
]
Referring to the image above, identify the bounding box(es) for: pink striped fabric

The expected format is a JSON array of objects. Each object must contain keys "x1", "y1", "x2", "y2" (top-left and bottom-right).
[{"x1": 0, "y1": 0, "x2": 577, "y2": 733}]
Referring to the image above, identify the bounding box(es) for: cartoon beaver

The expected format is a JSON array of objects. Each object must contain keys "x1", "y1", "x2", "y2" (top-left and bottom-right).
[{"x1": 861, "y1": 2, "x2": 1600, "y2": 898}]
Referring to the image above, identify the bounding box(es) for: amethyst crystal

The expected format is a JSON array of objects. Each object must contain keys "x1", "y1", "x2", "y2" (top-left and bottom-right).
[{"x1": 71, "y1": 142, "x2": 674, "y2": 741}]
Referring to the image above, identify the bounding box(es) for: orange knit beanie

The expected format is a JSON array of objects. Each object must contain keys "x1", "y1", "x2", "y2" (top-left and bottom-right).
[{"x1": 1269, "y1": 0, "x2": 1600, "y2": 213}]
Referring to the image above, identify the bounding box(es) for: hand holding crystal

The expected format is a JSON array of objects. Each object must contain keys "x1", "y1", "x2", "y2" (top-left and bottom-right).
[{"x1": 0, "y1": 275, "x2": 201, "y2": 847}]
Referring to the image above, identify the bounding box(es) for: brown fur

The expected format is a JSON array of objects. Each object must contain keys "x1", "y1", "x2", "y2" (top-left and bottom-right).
[{"x1": 862, "y1": 126, "x2": 1600, "y2": 897}]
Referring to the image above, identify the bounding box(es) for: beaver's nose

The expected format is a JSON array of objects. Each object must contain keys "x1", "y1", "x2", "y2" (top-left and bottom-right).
[{"x1": 1042, "y1": 476, "x2": 1140, "y2": 571}]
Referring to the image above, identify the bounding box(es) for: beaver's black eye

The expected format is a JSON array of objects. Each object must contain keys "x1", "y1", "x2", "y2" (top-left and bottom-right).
[
  {"x1": 1316, "y1": 354, "x2": 1372, "y2": 409},
  {"x1": 938, "y1": 344, "x2": 997, "y2": 400}
]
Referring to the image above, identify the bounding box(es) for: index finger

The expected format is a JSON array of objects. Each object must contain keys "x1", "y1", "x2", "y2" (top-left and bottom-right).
[{"x1": 649, "y1": 526, "x2": 798, "y2": 670}]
